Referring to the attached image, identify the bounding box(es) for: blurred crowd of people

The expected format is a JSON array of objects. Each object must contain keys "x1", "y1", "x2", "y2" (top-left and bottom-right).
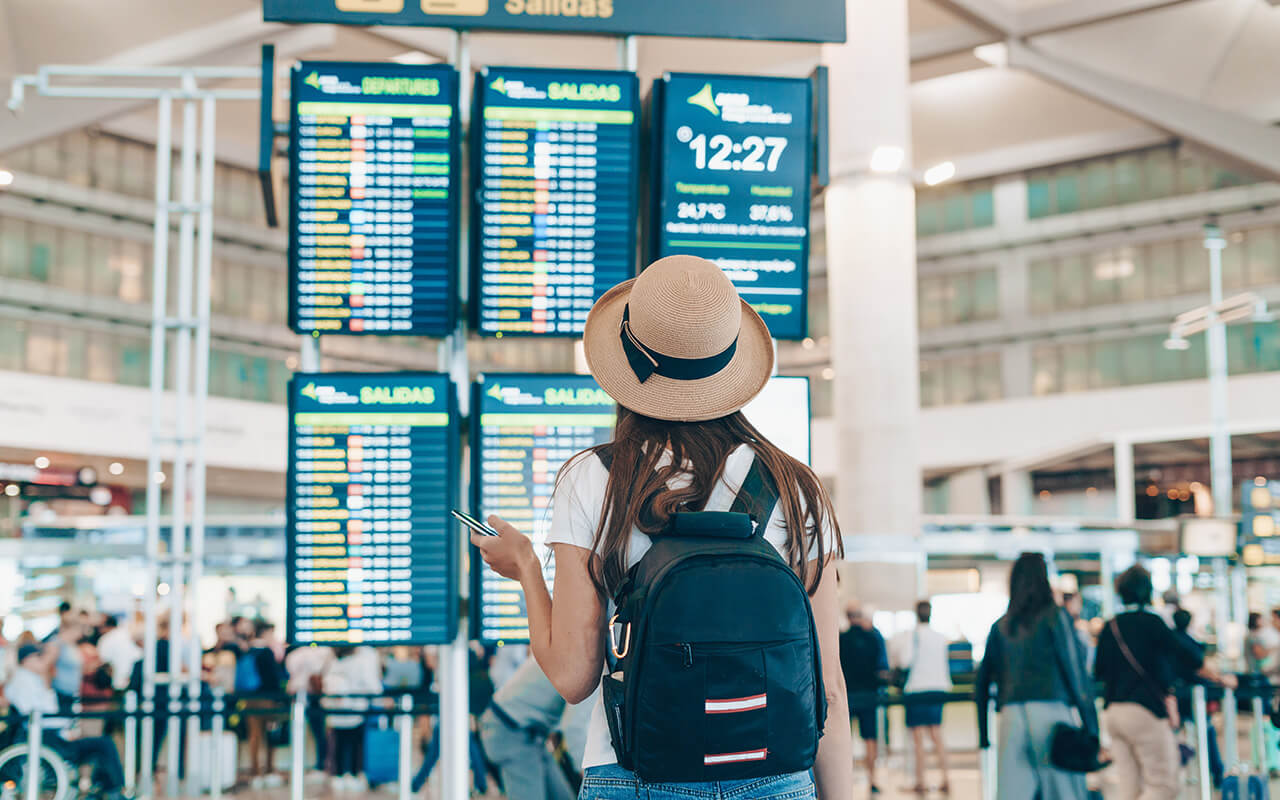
[{"x1": 0, "y1": 604, "x2": 588, "y2": 798}]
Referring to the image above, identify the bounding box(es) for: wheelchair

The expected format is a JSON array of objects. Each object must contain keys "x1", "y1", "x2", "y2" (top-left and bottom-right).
[{"x1": 0, "y1": 713, "x2": 79, "y2": 800}]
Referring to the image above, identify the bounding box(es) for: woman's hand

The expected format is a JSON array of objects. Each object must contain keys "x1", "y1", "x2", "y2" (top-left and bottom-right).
[{"x1": 471, "y1": 515, "x2": 538, "y2": 581}]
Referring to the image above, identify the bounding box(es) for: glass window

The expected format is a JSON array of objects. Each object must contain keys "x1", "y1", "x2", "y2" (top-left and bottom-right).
[
  {"x1": 1114, "y1": 247, "x2": 1146, "y2": 303},
  {"x1": 54, "y1": 228, "x2": 88, "y2": 293},
  {"x1": 248, "y1": 267, "x2": 274, "y2": 323},
  {"x1": 1031, "y1": 345, "x2": 1059, "y2": 395},
  {"x1": 1028, "y1": 259, "x2": 1057, "y2": 314},
  {"x1": 919, "y1": 360, "x2": 945, "y2": 408},
  {"x1": 916, "y1": 197, "x2": 942, "y2": 237},
  {"x1": 1179, "y1": 239, "x2": 1210, "y2": 295},
  {"x1": 0, "y1": 317, "x2": 25, "y2": 371},
  {"x1": 63, "y1": 327, "x2": 86, "y2": 379},
  {"x1": 1122, "y1": 335, "x2": 1156, "y2": 386},
  {"x1": 1176, "y1": 152, "x2": 1204, "y2": 194},
  {"x1": 975, "y1": 354, "x2": 1002, "y2": 402},
  {"x1": 946, "y1": 357, "x2": 977, "y2": 404},
  {"x1": 1057, "y1": 254, "x2": 1088, "y2": 309},
  {"x1": 223, "y1": 261, "x2": 249, "y2": 317},
  {"x1": 85, "y1": 333, "x2": 119, "y2": 384},
  {"x1": 1151, "y1": 334, "x2": 1188, "y2": 383},
  {"x1": 32, "y1": 138, "x2": 62, "y2": 181},
  {"x1": 0, "y1": 216, "x2": 27, "y2": 279},
  {"x1": 918, "y1": 276, "x2": 946, "y2": 330},
  {"x1": 947, "y1": 273, "x2": 974, "y2": 324},
  {"x1": 1053, "y1": 169, "x2": 1080, "y2": 214},
  {"x1": 27, "y1": 223, "x2": 56, "y2": 283},
  {"x1": 63, "y1": 131, "x2": 93, "y2": 188},
  {"x1": 1144, "y1": 148, "x2": 1176, "y2": 200},
  {"x1": 1027, "y1": 177, "x2": 1052, "y2": 219},
  {"x1": 25, "y1": 323, "x2": 67, "y2": 375},
  {"x1": 1113, "y1": 155, "x2": 1142, "y2": 205},
  {"x1": 1093, "y1": 339, "x2": 1125, "y2": 388},
  {"x1": 114, "y1": 239, "x2": 149, "y2": 303},
  {"x1": 87, "y1": 234, "x2": 117, "y2": 298},
  {"x1": 942, "y1": 194, "x2": 968, "y2": 233},
  {"x1": 1060, "y1": 342, "x2": 1090, "y2": 392},
  {"x1": 119, "y1": 141, "x2": 149, "y2": 199},
  {"x1": 1087, "y1": 251, "x2": 1120, "y2": 306},
  {"x1": 1255, "y1": 321, "x2": 1280, "y2": 373},
  {"x1": 118, "y1": 337, "x2": 149, "y2": 386},
  {"x1": 972, "y1": 269, "x2": 998, "y2": 321},
  {"x1": 1082, "y1": 161, "x2": 1113, "y2": 209},
  {"x1": 1227, "y1": 324, "x2": 1254, "y2": 374},
  {"x1": 1147, "y1": 240, "x2": 1181, "y2": 298},
  {"x1": 1221, "y1": 238, "x2": 1246, "y2": 290},
  {"x1": 970, "y1": 189, "x2": 994, "y2": 229},
  {"x1": 91, "y1": 135, "x2": 121, "y2": 194},
  {"x1": 1246, "y1": 226, "x2": 1280, "y2": 286}
]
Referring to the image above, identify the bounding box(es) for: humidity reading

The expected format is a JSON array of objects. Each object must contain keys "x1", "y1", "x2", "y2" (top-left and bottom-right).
[
  {"x1": 289, "y1": 61, "x2": 459, "y2": 336},
  {"x1": 288, "y1": 372, "x2": 458, "y2": 646},
  {"x1": 473, "y1": 67, "x2": 639, "y2": 336}
]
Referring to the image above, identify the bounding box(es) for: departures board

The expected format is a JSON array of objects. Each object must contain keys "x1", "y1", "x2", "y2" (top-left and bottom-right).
[
  {"x1": 471, "y1": 374, "x2": 810, "y2": 644},
  {"x1": 287, "y1": 372, "x2": 459, "y2": 646},
  {"x1": 289, "y1": 62, "x2": 460, "y2": 336},
  {"x1": 472, "y1": 67, "x2": 639, "y2": 336},
  {"x1": 653, "y1": 73, "x2": 813, "y2": 340}
]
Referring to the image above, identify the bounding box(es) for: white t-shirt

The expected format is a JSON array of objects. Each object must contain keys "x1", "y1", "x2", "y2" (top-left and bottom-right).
[
  {"x1": 889, "y1": 624, "x2": 953, "y2": 694},
  {"x1": 544, "y1": 442, "x2": 836, "y2": 770}
]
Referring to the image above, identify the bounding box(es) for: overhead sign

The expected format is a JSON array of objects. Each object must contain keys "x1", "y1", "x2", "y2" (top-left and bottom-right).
[
  {"x1": 287, "y1": 372, "x2": 459, "y2": 646},
  {"x1": 288, "y1": 61, "x2": 460, "y2": 336},
  {"x1": 263, "y1": 0, "x2": 846, "y2": 44},
  {"x1": 652, "y1": 73, "x2": 813, "y2": 340},
  {"x1": 470, "y1": 373, "x2": 809, "y2": 643},
  {"x1": 472, "y1": 67, "x2": 639, "y2": 336}
]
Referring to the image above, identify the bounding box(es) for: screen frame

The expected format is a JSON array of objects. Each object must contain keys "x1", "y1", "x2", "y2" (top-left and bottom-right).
[
  {"x1": 285, "y1": 370, "x2": 460, "y2": 647},
  {"x1": 469, "y1": 65, "x2": 641, "y2": 338},
  {"x1": 650, "y1": 71, "x2": 814, "y2": 341},
  {"x1": 287, "y1": 61, "x2": 462, "y2": 338}
]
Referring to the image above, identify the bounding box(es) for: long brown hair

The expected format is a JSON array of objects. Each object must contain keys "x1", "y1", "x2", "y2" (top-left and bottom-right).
[{"x1": 557, "y1": 405, "x2": 842, "y2": 597}]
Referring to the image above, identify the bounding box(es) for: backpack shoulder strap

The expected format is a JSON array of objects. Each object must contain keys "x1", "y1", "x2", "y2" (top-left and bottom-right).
[{"x1": 729, "y1": 453, "x2": 779, "y2": 531}]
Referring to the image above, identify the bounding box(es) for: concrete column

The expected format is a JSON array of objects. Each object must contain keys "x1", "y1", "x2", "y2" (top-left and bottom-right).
[
  {"x1": 1000, "y1": 469, "x2": 1034, "y2": 516},
  {"x1": 992, "y1": 175, "x2": 1027, "y2": 237},
  {"x1": 823, "y1": 0, "x2": 921, "y2": 607},
  {"x1": 947, "y1": 468, "x2": 991, "y2": 515}
]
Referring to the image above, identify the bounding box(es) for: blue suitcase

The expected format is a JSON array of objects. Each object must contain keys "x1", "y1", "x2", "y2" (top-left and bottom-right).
[
  {"x1": 1223, "y1": 774, "x2": 1272, "y2": 800},
  {"x1": 364, "y1": 717, "x2": 399, "y2": 786},
  {"x1": 1249, "y1": 773, "x2": 1270, "y2": 800},
  {"x1": 1224, "y1": 775, "x2": 1242, "y2": 800}
]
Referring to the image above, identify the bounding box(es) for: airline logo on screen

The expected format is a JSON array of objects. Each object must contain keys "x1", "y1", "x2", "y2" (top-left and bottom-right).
[
  {"x1": 301, "y1": 69, "x2": 441, "y2": 97},
  {"x1": 300, "y1": 382, "x2": 436, "y2": 406},
  {"x1": 686, "y1": 83, "x2": 794, "y2": 126},
  {"x1": 487, "y1": 383, "x2": 610, "y2": 407}
]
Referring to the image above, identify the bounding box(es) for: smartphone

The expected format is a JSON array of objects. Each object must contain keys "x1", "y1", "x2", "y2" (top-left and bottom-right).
[{"x1": 451, "y1": 508, "x2": 501, "y2": 537}]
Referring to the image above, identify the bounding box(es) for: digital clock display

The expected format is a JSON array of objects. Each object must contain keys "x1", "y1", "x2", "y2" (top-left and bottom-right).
[{"x1": 653, "y1": 73, "x2": 812, "y2": 340}]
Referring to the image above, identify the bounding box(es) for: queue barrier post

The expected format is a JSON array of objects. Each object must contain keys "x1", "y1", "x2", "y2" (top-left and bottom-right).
[
  {"x1": 398, "y1": 694, "x2": 412, "y2": 800},
  {"x1": 1192, "y1": 685, "x2": 1211, "y2": 800},
  {"x1": 1252, "y1": 694, "x2": 1267, "y2": 772},
  {"x1": 124, "y1": 690, "x2": 138, "y2": 795},
  {"x1": 1223, "y1": 686, "x2": 1238, "y2": 771},
  {"x1": 981, "y1": 697, "x2": 997, "y2": 800},
  {"x1": 210, "y1": 687, "x2": 226, "y2": 800},
  {"x1": 24, "y1": 709, "x2": 42, "y2": 800},
  {"x1": 290, "y1": 692, "x2": 306, "y2": 800}
]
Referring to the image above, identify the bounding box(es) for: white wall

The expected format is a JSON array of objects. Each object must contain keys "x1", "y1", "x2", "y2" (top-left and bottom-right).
[{"x1": 0, "y1": 370, "x2": 286, "y2": 473}]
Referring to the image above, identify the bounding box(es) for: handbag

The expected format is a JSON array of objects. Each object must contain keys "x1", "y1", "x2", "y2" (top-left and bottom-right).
[
  {"x1": 1049, "y1": 611, "x2": 1108, "y2": 773},
  {"x1": 1109, "y1": 618, "x2": 1180, "y2": 729}
]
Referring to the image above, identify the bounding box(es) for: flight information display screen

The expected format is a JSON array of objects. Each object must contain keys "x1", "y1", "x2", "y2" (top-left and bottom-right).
[
  {"x1": 289, "y1": 61, "x2": 459, "y2": 336},
  {"x1": 287, "y1": 372, "x2": 458, "y2": 646},
  {"x1": 653, "y1": 73, "x2": 813, "y2": 339},
  {"x1": 472, "y1": 67, "x2": 639, "y2": 336},
  {"x1": 470, "y1": 374, "x2": 809, "y2": 643}
]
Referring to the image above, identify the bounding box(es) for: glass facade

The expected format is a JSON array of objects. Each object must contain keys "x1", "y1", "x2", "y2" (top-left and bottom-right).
[
  {"x1": 919, "y1": 352, "x2": 1002, "y2": 407},
  {"x1": 916, "y1": 180, "x2": 995, "y2": 237},
  {"x1": 918, "y1": 267, "x2": 999, "y2": 329},
  {"x1": 1026, "y1": 144, "x2": 1258, "y2": 220}
]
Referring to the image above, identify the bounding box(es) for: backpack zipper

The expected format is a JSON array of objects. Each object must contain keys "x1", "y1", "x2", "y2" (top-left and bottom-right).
[{"x1": 681, "y1": 643, "x2": 693, "y2": 668}]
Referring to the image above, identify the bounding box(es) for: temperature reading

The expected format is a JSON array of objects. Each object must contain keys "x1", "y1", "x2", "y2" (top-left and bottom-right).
[
  {"x1": 678, "y1": 202, "x2": 727, "y2": 221},
  {"x1": 749, "y1": 204, "x2": 794, "y2": 223}
]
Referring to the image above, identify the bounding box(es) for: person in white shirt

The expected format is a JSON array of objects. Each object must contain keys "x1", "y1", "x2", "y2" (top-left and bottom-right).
[
  {"x1": 285, "y1": 644, "x2": 335, "y2": 777},
  {"x1": 5, "y1": 644, "x2": 128, "y2": 798},
  {"x1": 95, "y1": 615, "x2": 140, "y2": 693},
  {"x1": 323, "y1": 646, "x2": 384, "y2": 791},
  {"x1": 890, "y1": 600, "x2": 953, "y2": 795}
]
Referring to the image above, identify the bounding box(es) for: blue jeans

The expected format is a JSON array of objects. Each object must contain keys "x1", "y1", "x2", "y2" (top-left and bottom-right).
[{"x1": 579, "y1": 764, "x2": 815, "y2": 799}]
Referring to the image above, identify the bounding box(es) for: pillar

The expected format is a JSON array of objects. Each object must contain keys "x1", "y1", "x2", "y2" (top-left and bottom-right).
[{"x1": 823, "y1": 0, "x2": 921, "y2": 608}]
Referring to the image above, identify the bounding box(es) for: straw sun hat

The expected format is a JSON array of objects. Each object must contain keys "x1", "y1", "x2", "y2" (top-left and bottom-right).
[{"x1": 582, "y1": 255, "x2": 774, "y2": 422}]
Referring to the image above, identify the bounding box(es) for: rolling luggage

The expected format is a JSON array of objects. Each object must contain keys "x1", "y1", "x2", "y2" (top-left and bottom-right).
[
  {"x1": 1222, "y1": 772, "x2": 1271, "y2": 800},
  {"x1": 364, "y1": 716, "x2": 399, "y2": 786},
  {"x1": 189, "y1": 731, "x2": 237, "y2": 792}
]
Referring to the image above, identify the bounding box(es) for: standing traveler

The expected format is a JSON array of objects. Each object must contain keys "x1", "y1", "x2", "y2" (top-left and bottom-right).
[
  {"x1": 96, "y1": 615, "x2": 141, "y2": 693},
  {"x1": 975, "y1": 552, "x2": 1095, "y2": 800},
  {"x1": 477, "y1": 657, "x2": 583, "y2": 800},
  {"x1": 239, "y1": 620, "x2": 286, "y2": 788},
  {"x1": 1170, "y1": 609, "x2": 1224, "y2": 788},
  {"x1": 47, "y1": 614, "x2": 85, "y2": 713},
  {"x1": 1245, "y1": 612, "x2": 1272, "y2": 674},
  {"x1": 323, "y1": 645, "x2": 383, "y2": 792},
  {"x1": 891, "y1": 600, "x2": 952, "y2": 795},
  {"x1": 1094, "y1": 564, "x2": 1236, "y2": 800},
  {"x1": 471, "y1": 256, "x2": 853, "y2": 800},
  {"x1": 285, "y1": 643, "x2": 334, "y2": 779},
  {"x1": 840, "y1": 601, "x2": 888, "y2": 795}
]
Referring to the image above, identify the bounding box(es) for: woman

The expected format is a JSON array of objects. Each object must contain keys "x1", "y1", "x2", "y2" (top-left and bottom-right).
[
  {"x1": 323, "y1": 646, "x2": 383, "y2": 791},
  {"x1": 975, "y1": 552, "x2": 1094, "y2": 800},
  {"x1": 474, "y1": 255, "x2": 854, "y2": 800},
  {"x1": 1094, "y1": 565, "x2": 1235, "y2": 800},
  {"x1": 892, "y1": 599, "x2": 952, "y2": 795}
]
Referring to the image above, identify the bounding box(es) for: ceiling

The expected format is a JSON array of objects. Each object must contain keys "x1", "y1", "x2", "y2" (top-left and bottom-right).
[{"x1": 1, "y1": 0, "x2": 1279, "y2": 181}]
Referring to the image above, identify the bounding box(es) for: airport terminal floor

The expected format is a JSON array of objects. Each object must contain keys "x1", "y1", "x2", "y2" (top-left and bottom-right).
[{"x1": 6, "y1": 0, "x2": 1280, "y2": 799}]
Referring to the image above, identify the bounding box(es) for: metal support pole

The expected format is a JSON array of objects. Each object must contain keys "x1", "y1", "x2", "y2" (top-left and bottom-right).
[
  {"x1": 290, "y1": 692, "x2": 306, "y2": 800},
  {"x1": 299, "y1": 337, "x2": 321, "y2": 373},
  {"x1": 124, "y1": 690, "x2": 138, "y2": 795},
  {"x1": 211, "y1": 688, "x2": 226, "y2": 800},
  {"x1": 24, "y1": 710, "x2": 42, "y2": 800},
  {"x1": 1224, "y1": 686, "x2": 1238, "y2": 771},
  {"x1": 619, "y1": 36, "x2": 638, "y2": 72},
  {"x1": 1100, "y1": 549, "x2": 1117, "y2": 619},
  {"x1": 1192, "y1": 685, "x2": 1211, "y2": 800},
  {"x1": 1204, "y1": 223, "x2": 1233, "y2": 518},
  {"x1": 398, "y1": 694, "x2": 412, "y2": 800},
  {"x1": 981, "y1": 698, "x2": 997, "y2": 800},
  {"x1": 1114, "y1": 439, "x2": 1135, "y2": 522},
  {"x1": 141, "y1": 89, "x2": 174, "y2": 800},
  {"x1": 1252, "y1": 694, "x2": 1266, "y2": 772},
  {"x1": 166, "y1": 79, "x2": 199, "y2": 800}
]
